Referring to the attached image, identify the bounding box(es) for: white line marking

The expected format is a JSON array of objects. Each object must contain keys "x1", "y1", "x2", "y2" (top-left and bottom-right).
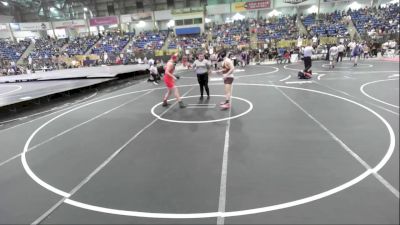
[
  {"x1": 315, "y1": 82, "x2": 399, "y2": 115},
  {"x1": 20, "y1": 83, "x2": 396, "y2": 219},
  {"x1": 186, "y1": 106, "x2": 216, "y2": 109},
  {"x1": 279, "y1": 75, "x2": 291, "y2": 82},
  {"x1": 360, "y1": 78, "x2": 399, "y2": 109},
  {"x1": 283, "y1": 64, "x2": 398, "y2": 74},
  {"x1": 388, "y1": 74, "x2": 399, "y2": 78},
  {"x1": 317, "y1": 74, "x2": 326, "y2": 80},
  {"x1": 19, "y1": 96, "x2": 32, "y2": 100},
  {"x1": 314, "y1": 81, "x2": 351, "y2": 96},
  {"x1": 0, "y1": 85, "x2": 22, "y2": 96},
  {"x1": 285, "y1": 81, "x2": 314, "y2": 84},
  {"x1": 21, "y1": 90, "x2": 154, "y2": 197},
  {"x1": 210, "y1": 78, "x2": 223, "y2": 81},
  {"x1": 151, "y1": 95, "x2": 253, "y2": 124},
  {"x1": 0, "y1": 92, "x2": 98, "y2": 134},
  {"x1": 276, "y1": 87, "x2": 399, "y2": 198},
  {"x1": 236, "y1": 67, "x2": 279, "y2": 79},
  {"x1": 187, "y1": 104, "x2": 216, "y2": 106},
  {"x1": 31, "y1": 87, "x2": 194, "y2": 224},
  {"x1": 217, "y1": 86, "x2": 234, "y2": 225},
  {"x1": 0, "y1": 92, "x2": 98, "y2": 125}
]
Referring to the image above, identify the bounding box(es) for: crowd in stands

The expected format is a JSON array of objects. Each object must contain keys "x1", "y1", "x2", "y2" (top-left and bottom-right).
[
  {"x1": 131, "y1": 31, "x2": 167, "y2": 50},
  {"x1": 0, "y1": 39, "x2": 30, "y2": 62},
  {"x1": 91, "y1": 32, "x2": 130, "y2": 55},
  {"x1": 254, "y1": 15, "x2": 299, "y2": 41},
  {"x1": 349, "y1": 3, "x2": 399, "y2": 38},
  {"x1": 209, "y1": 19, "x2": 250, "y2": 47},
  {"x1": 168, "y1": 33, "x2": 207, "y2": 49},
  {"x1": 302, "y1": 11, "x2": 350, "y2": 37},
  {"x1": 65, "y1": 36, "x2": 99, "y2": 56},
  {"x1": 1, "y1": 3, "x2": 399, "y2": 76}
]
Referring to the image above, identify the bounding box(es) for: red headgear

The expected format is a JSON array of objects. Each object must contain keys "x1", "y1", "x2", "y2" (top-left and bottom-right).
[{"x1": 171, "y1": 53, "x2": 178, "y2": 61}]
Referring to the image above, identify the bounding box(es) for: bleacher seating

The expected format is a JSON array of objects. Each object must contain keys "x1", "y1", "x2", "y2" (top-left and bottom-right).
[
  {"x1": 132, "y1": 31, "x2": 167, "y2": 50},
  {"x1": 66, "y1": 36, "x2": 99, "y2": 56},
  {"x1": 0, "y1": 39, "x2": 30, "y2": 61},
  {"x1": 91, "y1": 33, "x2": 130, "y2": 55}
]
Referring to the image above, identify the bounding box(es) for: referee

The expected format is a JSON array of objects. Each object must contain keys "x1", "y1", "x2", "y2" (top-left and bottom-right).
[
  {"x1": 303, "y1": 44, "x2": 314, "y2": 72},
  {"x1": 192, "y1": 53, "x2": 211, "y2": 100}
]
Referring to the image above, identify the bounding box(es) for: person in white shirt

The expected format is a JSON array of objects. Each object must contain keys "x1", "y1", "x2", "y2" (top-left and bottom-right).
[
  {"x1": 192, "y1": 53, "x2": 211, "y2": 100},
  {"x1": 337, "y1": 43, "x2": 345, "y2": 62},
  {"x1": 148, "y1": 60, "x2": 159, "y2": 85},
  {"x1": 302, "y1": 45, "x2": 314, "y2": 72},
  {"x1": 329, "y1": 44, "x2": 339, "y2": 69}
]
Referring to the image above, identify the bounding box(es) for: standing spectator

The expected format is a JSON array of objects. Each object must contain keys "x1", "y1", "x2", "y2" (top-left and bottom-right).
[
  {"x1": 302, "y1": 44, "x2": 314, "y2": 72},
  {"x1": 337, "y1": 43, "x2": 345, "y2": 62},
  {"x1": 329, "y1": 44, "x2": 339, "y2": 69}
]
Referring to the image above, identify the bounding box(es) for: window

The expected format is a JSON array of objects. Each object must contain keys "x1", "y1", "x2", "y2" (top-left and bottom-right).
[
  {"x1": 167, "y1": 0, "x2": 174, "y2": 7},
  {"x1": 183, "y1": 19, "x2": 193, "y2": 25},
  {"x1": 136, "y1": 1, "x2": 143, "y2": 9},
  {"x1": 193, "y1": 18, "x2": 203, "y2": 24},
  {"x1": 175, "y1": 20, "x2": 184, "y2": 26}
]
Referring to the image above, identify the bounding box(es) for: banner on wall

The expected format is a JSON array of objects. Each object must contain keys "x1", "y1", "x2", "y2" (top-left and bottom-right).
[
  {"x1": 15, "y1": 22, "x2": 50, "y2": 31},
  {"x1": 121, "y1": 12, "x2": 153, "y2": 23},
  {"x1": 53, "y1": 20, "x2": 86, "y2": 29},
  {"x1": 0, "y1": 23, "x2": 8, "y2": 31},
  {"x1": 231, "y1": 0, "x2": 272, "y2": 12},
  {"x1": 89, "y1": 16, "x2": 119, "y2": 26}
]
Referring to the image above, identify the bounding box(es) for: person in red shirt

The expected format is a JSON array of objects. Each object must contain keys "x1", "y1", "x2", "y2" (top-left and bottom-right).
[{"x1": 162, "y1": 53, "x2": 186, "y2": 108}]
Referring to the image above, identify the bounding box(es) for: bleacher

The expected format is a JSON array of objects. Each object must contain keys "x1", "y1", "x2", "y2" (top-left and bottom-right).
[
  {"x1": 91, "y1": 34, "x2": 130, "y2": 55},
  {"x1": 257, "y1": 16, "x2": 298, "y2": 41},
  {"x1": 132, "y1": 31, "x2": 167, "y2": 50},
  {"x1": 66, "y1": 36, "x2": 99, "y2": 56},
  {"x1": 30, "y1": 38, "x2": 67, "y2": 59},
  {"x1": 168, "y1": 34, "x2": 205, "y2": 49},
  {"x1": 349, "y1": 4, "x2": 399, "y2": 36},
  {"x1": 303, "y1": 12, "x2": 348, "y2": 37},
  {"x1": 0, "y1": 39, "x2": 31, "y2": 61}
]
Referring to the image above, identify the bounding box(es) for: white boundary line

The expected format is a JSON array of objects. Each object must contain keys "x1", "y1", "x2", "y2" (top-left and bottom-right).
[
  {"x1": 279, "y1": 75, "x2": 291, "y2": 82},
  {"x1": 0, "y1": 91, "x2": 147, "y2": 169},
  {"x1": 275, "y1": 87, "x2": 399, "y2": 198},
  {"x1": 0, "y1": 92, "x2": 98, "y2": 125},
  {"x1": 314, "y1": 81, "x2": 399, "y2": 115},
  {"x1": 317, "y1": 74, "x2": 326, "y2": 80},
  {"x1": 321, "y1": 63, "x2": 373, "y2": 68},
  {"x1": 0, "y1": 85, "x2": 22, "y2": 96},
  {"x1": 217, "y1": 86, "x2": 234, "y2": 225},
  {"x1": 360, "y1": 78, "x2": 400, "y2": 109},
  {"x1": 283, "y1": 64, "x2": 399, "y2": 74},
  {"x1": 285, "y1": 81, "x2": 314, "y2": 84},
  {"x1": 20, "y1": 83, "x2": 396, "y2": 219},
  {"x1": 31, "y1": 87, "x2": 195, "y2": 224},
  {"x1": 181, "y1": 66, "x2": 279, "y2": 80},
  {"x1": 151, "y1": 95, "x2": 253, "y2": 124},
  {"x1": 0, "y1": 92, "x2": 99, "y2": 134}
]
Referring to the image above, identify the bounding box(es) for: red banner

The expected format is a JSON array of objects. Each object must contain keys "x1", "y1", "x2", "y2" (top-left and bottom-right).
[
  {"x1": 244, "y1": 0, "x2": 271, "y2": 9},
  {"x1": 232, "y1": 0, "x2": 271, "y2": 12},
  {"x1": 89, "y1": 16, "x2": 119, "y2": 26}
]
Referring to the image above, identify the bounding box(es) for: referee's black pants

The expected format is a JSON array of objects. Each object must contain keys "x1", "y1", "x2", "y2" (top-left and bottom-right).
[
  {"x1": 304, "y1": 56, "x2": 312, "y2": 72},
  {"x1": 197, "y1": 73, "x2": 209, "y2": 97}
]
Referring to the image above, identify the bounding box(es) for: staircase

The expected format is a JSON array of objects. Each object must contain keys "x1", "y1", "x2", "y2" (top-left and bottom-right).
[
  {"x1": 162, "y1": 32, "x2": 173, "y2": 51},
  {"x1": 85, "y1": 37, "x2": 102, "y2": 55},
  {"x1": 122, "y1": 37, "x2": 135, "y2": 52},
  {"x1": 297, "y1": 18, "x2": 309, "y2": 37},
  {"x1": 60, "y1": 43, "x2": 69, "y2": 52},
  {"x1": 17, "y1": 41, "x2": 35, "y2": 65},
  {"x1": 347, "y1": 19, "x2": 360, "y2": 41},
  {"x1": 250, "y1": 30, "x2": 258, "y2": 49}
]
